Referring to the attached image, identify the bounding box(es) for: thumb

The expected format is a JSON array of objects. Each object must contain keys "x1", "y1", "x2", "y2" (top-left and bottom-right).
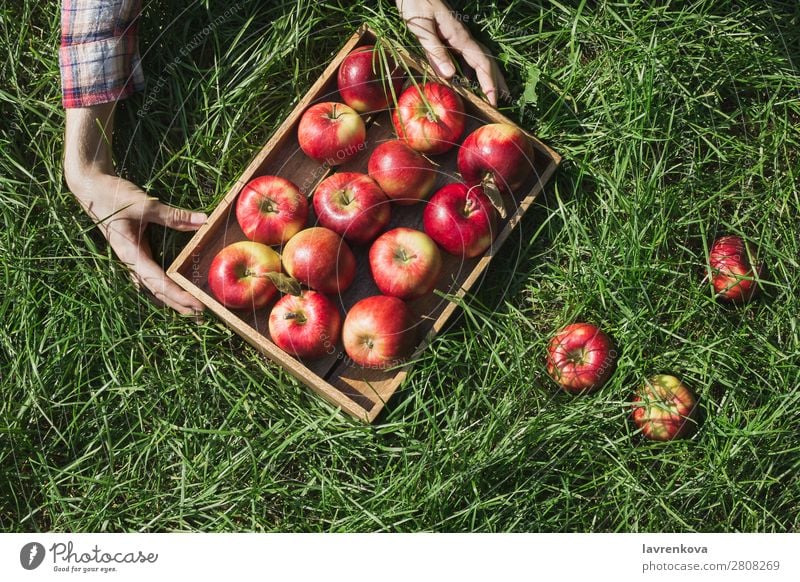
[{"x1": 149, "y1": 202, "x2": 208, "y2": 231}]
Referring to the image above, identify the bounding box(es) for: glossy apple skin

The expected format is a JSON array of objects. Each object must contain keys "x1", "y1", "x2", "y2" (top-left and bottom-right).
[
  {"x1": 457, "y1": 123, "x2": 534, "y2": 194},
  {"x1": 423, "y1": 183, "x2": 497, "y2": 258},
  {"x1": 546, "y1": 323, "x2": 616, "y2": 394},
  {"x1": 369, "y1": 228, "x2": 442, "y2": 300},
  {"x1": 342, "y1": 295, "x2": 415, "y2": 368},
  {"x1": 709, "y1": 235, "x2": 761, "y2": 303},
  {"x1": 208, "y1": 241, "x2": 281, "y2": 310},
  {"x1": 235, "y1": 175, "x2": 308, "y2": 245},
  {"x1": 632, "y1": 375, "x2": 698, "y2": 441},
  {"x1": 312, "y1": 172, "x2": 391, "y2": 244},
  {"x1": 281, "y1": 227, "x2": 356, "y2": 295},
  {"x1": 392, "y1": 82, "x2": 465, "y2": 154},
  {"x1": 298, "y1": 102, "x2": 366, "y2": 166},
  {"x1": 337, "y1": 45, "x2": 405, "y2": 113},
  {"x1": 367, "y1": 140, "x2": 437, "y2": 205},
  {"x1": 268, "y1": 290, "x2": 342, "y2": 360}
]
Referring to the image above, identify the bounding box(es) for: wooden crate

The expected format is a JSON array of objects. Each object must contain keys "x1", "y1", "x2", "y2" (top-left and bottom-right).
[{"x1": 167, "y1": 25, "x2": 561, "y2": 422}]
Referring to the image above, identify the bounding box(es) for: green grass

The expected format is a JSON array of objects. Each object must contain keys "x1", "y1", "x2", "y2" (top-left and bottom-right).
[{"x1": 1, "y1": 0, "x2": 799, "y2": 532}]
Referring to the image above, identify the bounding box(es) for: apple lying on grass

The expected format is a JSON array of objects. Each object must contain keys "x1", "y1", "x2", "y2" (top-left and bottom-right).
[
  {"x1": 423, "y1": 183, "x2": 497, "y2": 258},
  {"x1": 269, "y1": 290, "x2": 342, "y2": 360},
  {"x1": 632, "y1": 374, "x2": 699, "y2": 441},
  {"x1": 457, "y1": 123, "x2": 534, "y2": 218},
  {"x1": 313, "y1": 172, "x2": 390, "y2": 244},
  {"x1": 342, "y1": 295, "x2": 415, "y2": 368},
  {"x1": 208, "y1": 241, "x2": 281, "y2": 310},
  {"x1": 337, "y1": 44, "x2": 405, "y2": 113},
  {"x1": 546, "y1": 323, "x2": 617, "y2": 394},
  {"x1": 369, "y1": 228, "x2": 442, "y2": 300},
  {"x1": 392, "y1": 82, "x2": 465, "y2": 154},
  {"x1": 298, "y1": 102, "x2": 366, "y2": 166},
  {"x1": 235, "y1": 175, "x2": 308, "y2": 245},
  {"x1": 281, "y1": 227, "x2": 356, "y2": 295},
  {"x1": 367, "y1": 139, "x2": 437, "y2": 205},
  {"x1": 708, "y1": 235, "x2": 761, "y2": 303}
]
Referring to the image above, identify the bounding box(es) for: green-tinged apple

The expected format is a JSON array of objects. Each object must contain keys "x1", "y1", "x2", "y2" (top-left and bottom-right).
[
  {"x1": 369, "y1": 228, "x2": 442, "y2": 300},
  {"x1": 208, "y1": 241, "x2": 281, "y2": 310},
  {"x1": 391, "y1": 82, "x2": 465, "y2": 154},
  {"x1": 423, "y1": 183, "x2": 497, "y2": 258},
  {"x1": 367, "y1": 139, "x2": 437, "y2": 205},
  {"x1": 708, "y1": 235, "x2": 761, "y2": 303},
  {"x1": 268, "y1": 290, "x2": 342, "y2": 359},
  {"x1": 342, "y1": 295, "x2": 415, "y2": 368},
  {"x1": 281, "y1": 227, "x2": 356, "y2": 295},
  {"x1": 337, "y1": 45, "x2": 405, "y2": 113},
  {"x1": 312, "y1": 172, "x2": 391, "y2": 244},
  {"x1": 298, "y1": 102, "x2": 366, "y2": 166},
  {"x1": 235, "y1": 175, "x2": 308, "y2": 245},
  {"x1": 632, "y1": 375, "x2": 699, "y2": 441},
  {"x1": 546, "y1": 323, "x2": 616, "y2": 394}
]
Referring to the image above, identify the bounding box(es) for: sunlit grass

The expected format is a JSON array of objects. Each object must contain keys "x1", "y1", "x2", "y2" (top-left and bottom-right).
[{"x1": 0, "y1": 0, "x2": 798, "y2": 532}]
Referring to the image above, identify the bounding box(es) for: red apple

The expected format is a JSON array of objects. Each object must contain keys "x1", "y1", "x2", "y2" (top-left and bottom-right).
[
  {"x1": 367, "y1": 139, "x2": 437, "y2": 205},
  {"x1": 422, "y1": 183, "x2": 497, "y2": 258},
  {"x1": 391, "y1": 82, "x2": 465, "y2": 154},
  {"x1": 297, "y1": 102, "x2": 366, "y2": 166},
  {"x1": 337, "y1": 45, "x2": 405, "y2": 113},
  {"x1": 208, "y1": 241, "x2": 281, "y2": 310},
  {"x1": 369, "y1": 228, "x2": 442, "y2": 300},
  {"x1": 312, "y1": 172, "x2": 391, "y2": 244},
  {"x1": 281, "y1": 227, "x2": 356, "y2": 295},
  {"x1": 342, "y1": 295, "x2": 416, "y2": 368},
  {"x1": 268, "y1": 290, "x2": 342, "y2": 359},
  {"x1": 235, "y1": 175, "x2": 308, "y2": 245},
  {"x1": 546, "y1": 323, "x2": 617, "y2": 394},
  {"x1": 708, "y1": 235, "x2": 761, "y2": 303},
  {"x1": 632, "y1": 375, "x2": 698, "y2": 441},
  {"x1": 458, "y1": 123, "x2": 534, "y2": 200}
]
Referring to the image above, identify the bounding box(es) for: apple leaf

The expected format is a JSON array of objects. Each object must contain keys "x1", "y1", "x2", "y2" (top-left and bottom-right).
[
  {"x1": 481, "y1": 176, "x2": 507, "y2": 219},
  {"x1": 522, "y1": 64, "x2": 540, "y2": 107},
  {"x1": 265, "y1": 272, "x2": 302, "y2": 296}
]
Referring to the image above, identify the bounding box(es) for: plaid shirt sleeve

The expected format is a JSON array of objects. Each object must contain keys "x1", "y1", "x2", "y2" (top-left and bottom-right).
[{"x1": 59, "y1": 0, "x2": 145, "y2": 108}]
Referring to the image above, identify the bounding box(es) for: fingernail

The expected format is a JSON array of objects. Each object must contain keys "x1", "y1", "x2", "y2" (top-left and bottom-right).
[
  {"x1": 191, "y1": 212, "x2": 208, "y2": 225},
  {"x1": 439, "y1": 62, "x2": 455, "y2": 77}
]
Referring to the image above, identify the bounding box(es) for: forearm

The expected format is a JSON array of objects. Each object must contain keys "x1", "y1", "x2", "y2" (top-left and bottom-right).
[{"x1": 63, "y1": 102, "x2": 116, "y2": 194}]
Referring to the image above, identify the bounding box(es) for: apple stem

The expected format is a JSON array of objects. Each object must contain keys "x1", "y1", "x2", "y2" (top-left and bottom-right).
[
  {"x1": 395, "y1": 247, "x2": 416, "y2": 263},
  {"x1": 284, "y1": 312, "x2": 307, "y2": 324}
]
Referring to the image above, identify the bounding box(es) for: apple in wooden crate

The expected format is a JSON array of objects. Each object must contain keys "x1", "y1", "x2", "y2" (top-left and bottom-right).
[
  {"x1": 369, "y1": 227, "x2": 442, "y2": 300},
  {"x1": 392, "y1": 82, "x2": 465, "y2": 154},
  {"x1": 368, "y1": 139, "x2": 437, "y2": 205},
  {"x1": 342, "y1": 295, "x2": 416, "y2": 369},
  {"x1": 235, "y1": 175, "x2": 308, "y2": 245},
  {"x1": 298, "y1": 102, "x2": 366, "y2": 166},
  {"x1": 423, "y1": 183, "x2": 497, "y2": 258},
  {"x1": 269, "y1": 290, "x2": 342, "y2": 360},
  {"x1": 282, "y1": 227, "x2": 356, "y2": 296},
  {"x1": 312, "y1": 172, "x2": 390, "y2": 244},
  {"x1": 207, "y1": 241, "x2": 281, "y2": 310},
  {"x1": 337, "y1": 44, "x2": 405, "y2": 113}
]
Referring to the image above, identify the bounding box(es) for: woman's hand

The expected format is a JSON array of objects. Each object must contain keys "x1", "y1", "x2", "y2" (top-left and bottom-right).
[
  {"x1": 396, "y1": 0, "x2": 509, "y2": 105},
  {"x1": 65, "y1": 103, "x2": 207, "y2": 316}
]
